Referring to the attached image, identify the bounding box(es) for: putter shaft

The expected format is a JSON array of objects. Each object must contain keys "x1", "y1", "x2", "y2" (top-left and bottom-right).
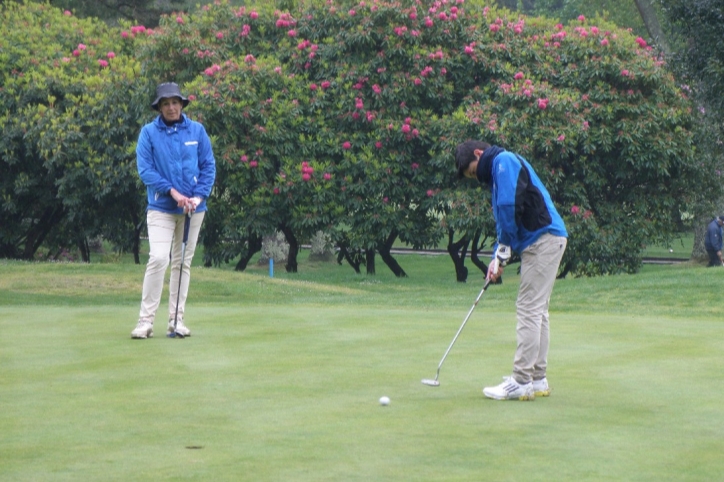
[{"x1": 422, "y1": 280, "x2": 490, "y2": 386}]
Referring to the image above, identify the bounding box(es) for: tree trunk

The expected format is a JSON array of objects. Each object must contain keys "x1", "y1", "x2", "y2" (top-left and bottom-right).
[
  {"x1": 21, "y1": 206, "x2": 62, "y2": 260},
  {"x1": 281, "y1": 225, "x2": 299, "y2": 273},
  {"x1": 77, "y1": 235, "x2": 90, "y2": 263},
  {"x1": 633, "y1": 0, "x2": 670, "y2": 54},
  {"x1": 365, "y1": 249, "x2": 376, "y2": 275},
  {"x1": 378, "y1": 229, "x2": 407, "y2": 277},
  {"x1": 235, "y1": 232, "x2": 263, "y2": 271},
  {"x1": 446, "y1": 229, "x2": 470, "y2": 282},
  {"x1": 337, "y1": 244, "x2": 363, "y2": 274},
  {"x1": 691, "y1": 216, "x2": 709, "y2": 263}
]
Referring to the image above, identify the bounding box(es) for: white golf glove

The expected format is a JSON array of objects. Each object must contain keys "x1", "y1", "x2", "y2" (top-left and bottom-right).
[{"x1": 495, "y1": 244, "x2": 511, "y2": 267}]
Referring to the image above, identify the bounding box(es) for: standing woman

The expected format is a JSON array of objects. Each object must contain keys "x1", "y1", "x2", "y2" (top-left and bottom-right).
[{"x1": 131, "y1": 82, "x2": 216, "y2": 339}]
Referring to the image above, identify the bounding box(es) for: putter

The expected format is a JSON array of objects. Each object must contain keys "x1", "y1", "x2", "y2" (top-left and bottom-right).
[
  {"x1": 168, "y1": 213, "x2": 191, "y2": 339},
  {"x1": 422, "y1": 279, "x2": 491, "y2": 387}
]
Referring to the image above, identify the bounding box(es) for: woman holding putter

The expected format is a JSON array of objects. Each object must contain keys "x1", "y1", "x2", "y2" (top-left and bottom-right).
[{"x1": 131, "y1": 82, "x2": 216, "y2": 339}]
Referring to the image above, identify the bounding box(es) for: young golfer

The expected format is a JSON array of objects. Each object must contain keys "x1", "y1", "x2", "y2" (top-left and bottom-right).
[{"x1": 455, "y1": 141, "x2": 567, "y2": 400}]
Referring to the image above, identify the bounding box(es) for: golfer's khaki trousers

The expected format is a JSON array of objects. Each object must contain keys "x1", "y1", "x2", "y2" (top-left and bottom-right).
[
  {"x1": 512, "y1": 233, "x2": 567, "y2": 384},
  {"x1": 139, "y1": 210, "x2": 205, "y2": 324}
]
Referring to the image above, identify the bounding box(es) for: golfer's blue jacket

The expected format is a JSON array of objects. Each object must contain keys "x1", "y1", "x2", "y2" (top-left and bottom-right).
[
  {"x1": 705, "y1": 219, "x2": 723, "y2": 251},
  {"x1": 489, "y1": 150, "x2": 567, "y2": 254},
  {"x1": 137, "y1": 114, "x2": 216, "y2": 215}
]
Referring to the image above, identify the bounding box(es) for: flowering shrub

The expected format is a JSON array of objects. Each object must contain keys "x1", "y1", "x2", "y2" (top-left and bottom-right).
[
  {"x1": 0, "y1": 1, "x2": 146, "y2": 261},
  {"x1": 2, "y1": 0, "x2": 719, "y2": 278}
]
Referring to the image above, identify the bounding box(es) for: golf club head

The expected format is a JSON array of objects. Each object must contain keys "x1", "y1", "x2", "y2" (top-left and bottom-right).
[
  {"x1": 421, "y1": 378, "x2": 440, "y2": 387},
  {"x1": 166, "y1": 331, "x2": 185, "y2": 339}
]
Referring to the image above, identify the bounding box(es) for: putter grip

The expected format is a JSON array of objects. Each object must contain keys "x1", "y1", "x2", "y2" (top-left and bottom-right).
[{"x1": 182, "y1": 214, "x2": 191, "y2": 243}]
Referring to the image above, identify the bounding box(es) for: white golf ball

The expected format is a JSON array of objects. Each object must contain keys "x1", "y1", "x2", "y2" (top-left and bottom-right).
[
  {"x1": 669, "y1": 249, "x2": 673, "y2": 253},
  {"x1": 379, "y1": 396, "x2": 390, "y2": 406}
]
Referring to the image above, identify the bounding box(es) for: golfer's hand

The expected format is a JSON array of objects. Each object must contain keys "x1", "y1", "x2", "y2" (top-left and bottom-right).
[
  {"x1": 495, "y1": 245, "x2": 511, "y2": 267},
  {"x1": 487, "y1": 258, "x2": 504, "y2": 282},
  {"x1": 170, "y1": 188, "x2": 190, "y2": 209}
]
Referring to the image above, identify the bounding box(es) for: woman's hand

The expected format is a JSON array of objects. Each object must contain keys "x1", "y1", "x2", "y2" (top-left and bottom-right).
[{"x1": 170, "y1": 188, "x2": 199, "y2": 213}]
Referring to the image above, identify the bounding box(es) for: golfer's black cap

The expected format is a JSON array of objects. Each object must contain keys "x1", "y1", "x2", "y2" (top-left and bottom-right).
[
  {"x1": 151, "y1": 82, "x2": 189, "y2": 110},
  {"x1": 718, "y1": 215, "x2": 724, "y2": 222}
]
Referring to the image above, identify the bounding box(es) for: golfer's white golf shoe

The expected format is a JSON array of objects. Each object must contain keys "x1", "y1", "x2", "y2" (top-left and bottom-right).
[
  {"x1": 483, "y1": 376, "x2": 535, "y2": 401},
  {"x1": 168, "y1": 319, "x2": 191, "y2": 337},
  {"x1": 131, "y1": 320, "x2": 154, "y2": 339},
  {"x1": 532, "y1": 377, "x2": 551, "y2": 397}
]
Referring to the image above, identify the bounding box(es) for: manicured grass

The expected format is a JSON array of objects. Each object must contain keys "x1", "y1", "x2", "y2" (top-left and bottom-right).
[{"x1": 1, "y1": 253, "x2": 723, "y2": 481}]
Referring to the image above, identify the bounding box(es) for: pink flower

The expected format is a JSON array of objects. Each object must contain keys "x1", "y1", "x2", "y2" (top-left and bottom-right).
[
  {"x1": 250, "y1": 11, "x2": 258, "y2": 19},
  {"x1": 348, "y1": 9, "x2": 356, "y2": 16},
  {"x1": 302, "y1": 173, "x2": 311, "y2": 181},
  {"x1": 249, "y1": 160, "x2": 258, "y2": 168},
  {"x1": 426, "y1": 189, "x2": 434, "y2": 197},
  {"x1": 464, "y1": 45, "x2": 474, "y2": 55},
  {"x1": 273, "y1": 187, "x2": 280, "y2": 195},
  {"x1": 583, "y1": 121, "x2": 590, "y2": 130},
  {"x1": 411, "y1": 163, "x2": 419, "y2": 170},
  {"x1": 383, "y1": 197, "x2": 389, "y2": 203},
  {"x1": 600, "y1": 38, "x2": 609, "y2": 46},
  {"x1": 425, "y1": 17, "x2": 434, "y2": 27},
  {"x1": 375, "y1": 141, "x2": 383, "y2": 149},
  {"x1": 176, "y1": 16, "x2": 184, "y2": 24},
  {"x1": 514, "y1": 72, "x2": 524, "y2": 80},
  {"x1": 244, "y1": 54, "x2": 256, "y2": 63},
  {"x1": 98, "y1": 59, "x2": 109, "y2": 68},
  {"x1": 121, "y1": 31, "x2": 129, "y2": 38},
  {"x1": 621, "y1": 69, "x2": 629, "y2": 77},
  {"x1": 342, "y1": 141, "x2": 352, "y2": 150},
  {"x1": 310, "y1": 83, "x2": 318, "y2": 90},
  {"x1": 372, "y1": 84, "x2": 382, "y2": 94},
  {"x1": 571, "y1": 205, "x2": 580, "y2": 214},
  {"x1": 288, "y1": 29, "x2": 297, "y2": 37},
  {"x1": 578, "y1": 15, "x2": 585, "y2": 22},
  {"x1": 188, "y1": 95, "x2": 196, "y2": 101},
  {"x1": 64, "y1": 10, "x2": 72, "y2": 16},
  {"x1": 402, "y1": 124, "x2": 411, "y2": 133},
  {"x1": 412, "y1": 128, "x2": 419, "y2": 137},
  {"x1": 557, "y1": 134, "x2": 565, "y2": 142},
  {"x1": 489, "y1": 24, "x2": 500, "y2": 32},
  {"x1": 414, "y1": 78, "x2": 422, "y2": 86},
  {"x1": 241, "y1": 155, "x2": 248, "y2": 162},
  {"x1": 216, "y1": 32, "x2": 224, "y2": 39},
  {"x1": 537, "y1": 98, "x2": 549, "y2": 109},
  {"x1": 583, "y1": 210, "x2": 592, "y2": 219},
  {"x1": 78, "y1": 43, "x2": 87, "y2": 51},
  {"x1": 73, "y1": 49, "x2": 80, "y2": 57},
  {"x1": 323, "y1": 173, "x2": 331, "y2": 180},
  {"x1": 591, "y1": 26, "x2": 599, "y2": 35},
  {"x1": 321, "y1": 81, "x2": 331, "y2": 89},
  {"x1": 106, "y1": 51, "x2": 115, "y2": 59}
]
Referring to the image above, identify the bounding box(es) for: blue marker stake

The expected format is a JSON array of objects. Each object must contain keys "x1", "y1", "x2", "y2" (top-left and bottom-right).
[{"x1": 269, "y1": 258, "x2": 274, "y2": 278}]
